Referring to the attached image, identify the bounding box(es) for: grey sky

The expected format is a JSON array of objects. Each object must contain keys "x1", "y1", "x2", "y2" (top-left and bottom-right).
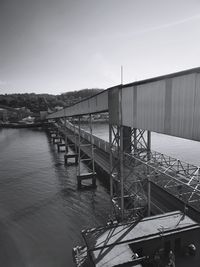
[{"x1": 0, "y1": 0, "x2": 200, "y2": 94}]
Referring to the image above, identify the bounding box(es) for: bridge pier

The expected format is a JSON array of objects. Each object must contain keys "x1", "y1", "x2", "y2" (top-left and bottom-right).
[
  {"x1": 57, "y1": 143, "x2": 66, "y2": 152},
  {"x1": 52, "y1": 136, "x2": 62, "y2": 144},
  {"x1": 49, "y1": 130, "x2": 57, "y2": 137},
  {"x1": 64, "y1": 153, "x2": 78, "y2": 165},
  {"x1": 63, "y1": 131, "x2": 78, "y2": 165},
  {"x1": 77, "y1": 172, "x2": 97, "y2": 189},
  {"x1": 76, "y1": 115, "x2": 96, "y2": 189},
  {"x1": 50, "y1": 129, "x2": 62, "y2": 144}
]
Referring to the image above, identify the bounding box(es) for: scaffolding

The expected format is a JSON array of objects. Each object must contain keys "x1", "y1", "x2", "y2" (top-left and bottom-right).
[
  {"x1": 124, "y1": 149, "x2": 200, "y2": 211},
  {"x1": 109, "y1": 125, "x2": 151, "y2": 222}
]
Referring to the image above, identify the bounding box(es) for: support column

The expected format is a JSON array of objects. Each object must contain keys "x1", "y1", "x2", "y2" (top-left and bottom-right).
[
  {"x1": 65, "y1": 133, "x2": 68, "y2": 154},
  {"x1": 133, "y1": 128, "x2": 137, "y2": 153},
  {"x1": 76, "y1": 115, "x2": 96, "y2": 189},
  {"x1": 123, "y1": 126, "x2": 132, "y2": 153},
  {"x1": 109, "y1": 124, "x2": 124, "y2": 221},
  {"x1": 147, "y1": 130, "x2": 151, "y2": 161},
  {"x1": 120, "y1": 125, "x2": 124, "y2": 220},
  {"x1": 147, "y1": 175, "x2": 151, "y2": 216},
  {"x1": 109, "y1": 124, "x2": 113, "y2": 199},
  {"x1": 78, "y1": 116, "x2": 81, "y2": 177},
  {"x1": 63, "y1": 117, "x2": 78, "y2": 165},
  {"x1": 89, "y1": 114, "x2": 96, "y2": 187},
  {"x1": 73, "y1": 121, "x2": 77, "y2": 153}
]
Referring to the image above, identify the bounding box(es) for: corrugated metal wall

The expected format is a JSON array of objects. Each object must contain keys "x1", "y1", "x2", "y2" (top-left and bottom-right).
[
  {"x1": 120, "y1": 72, "x2": 200, "y2": 141},
  {"x1": 47, "y1": 67, "x2": 200, "y2": 141},
  {"x1": 47, "y1": 90, "x2": 108, "y2": 119}
]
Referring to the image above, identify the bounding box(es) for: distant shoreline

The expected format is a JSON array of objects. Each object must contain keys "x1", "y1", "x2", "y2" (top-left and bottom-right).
[
  {"x1": 0, "y1": 122, "x2": 44, "y2": 128},
  {"x1": 71, "y1": 119, "x2": 108, "y2": 124}
]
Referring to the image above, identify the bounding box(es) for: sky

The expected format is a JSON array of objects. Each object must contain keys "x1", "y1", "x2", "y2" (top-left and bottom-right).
[{"x1": 0, "y1": 0, "x2": 200, "y2": 95}]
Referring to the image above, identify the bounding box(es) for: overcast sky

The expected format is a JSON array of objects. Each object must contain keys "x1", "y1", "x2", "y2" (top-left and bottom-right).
[{"x1": 0, "y1": 0, "x2": 200, "y2": 94}]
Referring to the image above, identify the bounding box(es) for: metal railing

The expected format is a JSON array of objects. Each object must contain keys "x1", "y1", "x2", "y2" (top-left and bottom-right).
[
  {"x1": 63, "y1": 120, "x2": 110, "y2": 153},
  {"x1": 56, "y1": 120, "x2": 200, "y2": 211}
]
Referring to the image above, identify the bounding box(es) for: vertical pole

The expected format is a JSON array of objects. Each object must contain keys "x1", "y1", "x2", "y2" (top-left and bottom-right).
[
  {"x1": 65, "y1": 115, "x2": 66, "y2": 128},
  {"x1": 198, "y1": 168, "x2": 200, "y2": 183},
  {"x1": 147, "y1": 130, "x2": 151, "y2": 161},
  {"x1": 78, "y1": 116, "x2": 81, "y2": 176},
  {"x1": 120, "y1": 125, "x2": 124, "y2": 220},
  {"x1": 121, "y1": 65, "x2": 123, "y2": 85},
  {"x1": 73, "y1": 119, "x2": 77, "y2": 153},
  {"x1": 119, "y1": 85, "x2": 124, "y2": 221},
  {"x1": 65, "y1": 117, "x2": 68, "y2": 153},
  {"x1": 133, "y1": 128, "x2": 137, "y2": 153},
  {"x1": 147, "y1": 175, "x2": 151, "y2": 216},
  {"x1": 147, "y1": 130, "x2": 151, "y2": 215},
  {"x1": 89, "y1": 114, "x2": 95, "y2": 174},
  {"x1": 109, "y1": 124, "x2": 113, "y2": 214}
]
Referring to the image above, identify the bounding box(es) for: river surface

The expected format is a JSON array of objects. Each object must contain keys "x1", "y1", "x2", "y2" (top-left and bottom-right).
[
  {"x1": 1, "y1": 125, "x2": 200, "y2": 267},
  {"x1": 0, "y1": 127, "x2": 110, "y2": 267}
]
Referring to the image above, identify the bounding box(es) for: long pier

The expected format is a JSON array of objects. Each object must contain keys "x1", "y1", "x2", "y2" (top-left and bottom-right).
[
  {"x1": 47, "y1": 119, "x2": 200, "y2": 223},
  {"x1": 47, "y1": 67, "x2": 200, "y2": 223}
]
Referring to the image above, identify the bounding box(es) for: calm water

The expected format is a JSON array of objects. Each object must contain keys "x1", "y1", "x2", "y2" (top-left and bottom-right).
[
  {"x1": 0, "y1": 128, "x2": 110, "y2": 267},
  {"x1": 1, "y1": 125, "x2": 200, "y2": 267}
]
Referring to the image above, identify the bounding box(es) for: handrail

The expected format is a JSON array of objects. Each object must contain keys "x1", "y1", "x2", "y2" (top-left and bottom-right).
[
  {"x1": 55, "y1": 120, "x2": 200, "y2": 205},
  {"x1": 63, "y1": 120, "x2": 110, "y2": 153},
  {"x1": 51, "y1": 121, "x2": 200, "y2": 213}
]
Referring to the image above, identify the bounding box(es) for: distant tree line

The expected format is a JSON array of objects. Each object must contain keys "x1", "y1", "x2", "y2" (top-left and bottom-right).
[{"x1": 0, "y1": 88, "x2": 103, "y2": 113}]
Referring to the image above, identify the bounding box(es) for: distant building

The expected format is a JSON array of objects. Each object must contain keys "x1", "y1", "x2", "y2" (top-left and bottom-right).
[
  {"x1": 54, "y1": 106, "x2": 63, "y2": 111},
  {"x1": 14, "y1": 107, "x2": 31, "y2": 120},
  {"x1": 21, "y1": 116, "x2": 35, "y2": 123}
]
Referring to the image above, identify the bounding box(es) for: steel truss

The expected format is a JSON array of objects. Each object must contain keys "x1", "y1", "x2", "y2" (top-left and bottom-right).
[
  {"x1": 109, "y1": 124, "x2": 123, "y2": 219},
  {"x1": 55, "y1": 119, "x2": 200, "y2": 219},
  {"x1": 109, "y1": 126, "x2": 151, "y2": 222},
  {"x1": 124, "y1": 149, "x2": 200, "y2": 211}
]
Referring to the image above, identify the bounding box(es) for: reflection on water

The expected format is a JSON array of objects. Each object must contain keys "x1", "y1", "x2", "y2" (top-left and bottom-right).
[{"x1": 0, "y1": 128, "x2": 110, "y2": 267}]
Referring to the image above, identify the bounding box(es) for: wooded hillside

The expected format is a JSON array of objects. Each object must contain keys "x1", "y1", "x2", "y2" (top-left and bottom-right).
[{"x1": 0, "y1": 88, "x2": 103, "y2": 113}]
